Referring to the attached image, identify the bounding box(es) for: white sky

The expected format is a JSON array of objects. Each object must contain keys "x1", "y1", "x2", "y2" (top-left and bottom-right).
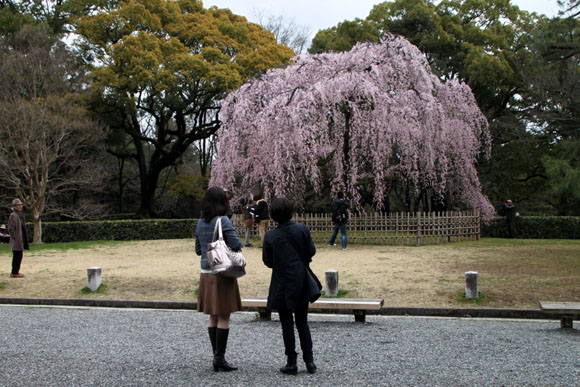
[{"x1": 202, "y1": 0, "x2": 561, "y2": 45}]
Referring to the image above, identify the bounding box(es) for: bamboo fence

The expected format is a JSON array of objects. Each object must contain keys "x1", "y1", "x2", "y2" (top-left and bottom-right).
[{"x1": 232, "y1": 210, "x2": 481, "y2": 246}]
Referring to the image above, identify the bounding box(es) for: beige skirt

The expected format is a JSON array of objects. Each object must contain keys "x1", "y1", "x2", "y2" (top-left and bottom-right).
[{"x1": 197, "y1": 273, "x2": 242, "y2": 315}]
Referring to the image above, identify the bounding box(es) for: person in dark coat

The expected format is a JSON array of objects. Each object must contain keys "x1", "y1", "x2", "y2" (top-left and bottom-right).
[
  {"x1": 239, "y1": 193, "x2": 255, "y2": 247},
  {"x1": 263, "y1": 197, "x2": 318, "y2": 375},
  {"x1": 7, "y1": 198, "x2": 29, "y2": 277},
  {"x1": 503, "y1": 199, "x2": 517, "y2": 238},
  {"x1": 251, "y1": 193, "x2": 270, "y2": 248},
  {"x1": 328, "y1": 191, "x2": 350, "y2": 250}
]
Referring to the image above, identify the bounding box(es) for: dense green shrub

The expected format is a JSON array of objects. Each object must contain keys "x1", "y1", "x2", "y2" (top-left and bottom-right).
[
  {"x1": 482, "y1": 216, "x2": 580, "y2": 239},
  {"x1": 40, "y1": 219, "x2": 197, "y2": 243},
  {"x1": 23, "y1": 215, "x2": 580, "y2": 244}
]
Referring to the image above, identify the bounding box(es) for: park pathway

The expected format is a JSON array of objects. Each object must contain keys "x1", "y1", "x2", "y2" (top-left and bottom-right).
[{"x1": 0, "y1": 305, "x2": 578, "y2": 386}]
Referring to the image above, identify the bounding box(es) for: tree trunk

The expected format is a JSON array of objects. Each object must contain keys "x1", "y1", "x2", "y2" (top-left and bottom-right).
[
  {"x1": 342, "y1": 106, "x2": 351, "y2": 190},
  {"x1": 138, "y1": 166, "x2": 163, "y2": 218},
  {"x1": 138, "y1": 182, "x2": 155, "y2": 218},
  {"x1": 118, "y1": 158, "x2": 125, "y2": 213},
  {"x1": 32, "y1": 215, "x2": 43, "y2": 245},
  {"x1": 30, "y1": 195, "x2": 45, "y2": 245}
]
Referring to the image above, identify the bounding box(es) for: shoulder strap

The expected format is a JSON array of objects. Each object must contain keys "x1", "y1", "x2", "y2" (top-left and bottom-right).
[
  {"x1": 277, "y1": 226, "x2": 307, "y2": 264},
  {"x1": 212, "y1": 216, "x2": 224, "y2": 241}
]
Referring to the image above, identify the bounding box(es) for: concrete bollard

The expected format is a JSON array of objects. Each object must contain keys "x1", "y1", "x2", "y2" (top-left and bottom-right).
[
  {"x1": 465, "y1": 271, "x2": 478, "y2": 299},
  {"x1": 87, "y1": 267, "x2": 102, "y2": 291},
  {"x1": 325, "y1": 270, "x2": 339, "y2": 297}
]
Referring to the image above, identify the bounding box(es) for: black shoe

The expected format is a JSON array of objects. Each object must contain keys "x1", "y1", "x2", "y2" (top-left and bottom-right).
[
  {"x1": 213, "y1": 357, "x2": 238, "y2": 372},
  {"x1": 280, "y1": 364, "x2": 298, "y2": 375},
  {"x1": 245, "y1": 243, "x2": 253, "y2": 247},
  {"x1": 306, "y1": 362, "x2": 317, "y2": 374}
]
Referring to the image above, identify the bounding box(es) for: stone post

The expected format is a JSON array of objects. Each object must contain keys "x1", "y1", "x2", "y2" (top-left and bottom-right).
[
  {"x1": 465, "y1": 271, "x2": 478, "y2": 299},
  {"x1": 87, "y1": 267, "x2": 102, "y2": 292},
  {"x1": 325, "y1": 270, "x2": 339, "y2": 297}
]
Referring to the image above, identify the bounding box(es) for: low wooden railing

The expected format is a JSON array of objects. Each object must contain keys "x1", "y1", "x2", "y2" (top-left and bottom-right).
[{"x1": 232, "y1": 210, "x2": 481, "y2": 246}]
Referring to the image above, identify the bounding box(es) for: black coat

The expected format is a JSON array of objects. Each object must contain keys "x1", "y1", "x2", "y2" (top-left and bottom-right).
[
  {"x1": 252, "y1": 200, "x2": 270, "y2": 223},
  {"x1": 262, "y1": 221, "x2": 316, "y2": 310},
  {"x1": 504, "y1": 204, "x2": 517, "y2": 221}
]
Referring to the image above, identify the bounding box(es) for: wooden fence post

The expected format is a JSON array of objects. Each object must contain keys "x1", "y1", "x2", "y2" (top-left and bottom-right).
[{"x1": 416, "y1": 211, "x2": 421, "y2": 246}]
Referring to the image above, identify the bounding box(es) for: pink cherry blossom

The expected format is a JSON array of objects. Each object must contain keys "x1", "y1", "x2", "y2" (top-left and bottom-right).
[{"x1": 210, "y1": 34, "x2": 494, "y2": 219}]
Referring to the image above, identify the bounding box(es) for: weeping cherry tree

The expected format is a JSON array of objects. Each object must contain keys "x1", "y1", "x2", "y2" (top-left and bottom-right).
[{"x1": 210, "y1": 34, "x2": 494, "y2": 219}]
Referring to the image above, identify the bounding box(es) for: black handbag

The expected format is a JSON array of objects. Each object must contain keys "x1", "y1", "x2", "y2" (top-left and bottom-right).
[
  {"x1": 304, "y1": 266, "x2": 322, "y2": 303},
  {"x1": 277, "y1": 227, "x2": 322, "y2": 303}
]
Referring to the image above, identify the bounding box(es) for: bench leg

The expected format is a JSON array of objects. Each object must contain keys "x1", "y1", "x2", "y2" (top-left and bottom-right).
[
  {"x1": 354, "y1": 310, "x2": 366, "y2": 323},
  {"x1": 561, "y1": 317, "x2": 573, "y2": 329},
  {"x1": 257, "y1": 308, "x2": 271, "y2": 322}
]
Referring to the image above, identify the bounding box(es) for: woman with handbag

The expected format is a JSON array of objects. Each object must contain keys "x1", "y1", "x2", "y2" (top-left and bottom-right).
[
  {"x1": 263, "y1": 197, "x2": 319, "y2": 375},
  {"x1": 195, "y1": 186, "x2": 243, "y2": 372}
]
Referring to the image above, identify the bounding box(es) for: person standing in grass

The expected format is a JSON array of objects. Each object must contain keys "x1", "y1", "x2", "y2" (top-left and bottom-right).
[
  {"x1": 7, "y1": 198, "x2": 28, "y2": 278},
  {"x1": 251, "y1": 193, "x2": 270, "y2": 248},
  {"x1": 240, "y1": 193, "x2": 255, "y2": 247},
  {"x1": 503, "y1": 199, "x2": 518, "y2": 238},
  {"x1": 195, "y1": 186, "x2": 243, "y2": 372},
  {"x1": 328, "y1": 191, "x2": 350, "y2": 250}
]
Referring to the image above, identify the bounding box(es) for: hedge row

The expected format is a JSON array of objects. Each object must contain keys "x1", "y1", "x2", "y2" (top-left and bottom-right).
[
  {"x1": 481, "y1": 216, "x2": 580, "y2": 239},
  {"x1": 39, "y1": 219, "x2": 198, "y2": 243},
  {"x1": 27, "y1": 216, "x2": 580, "y2": 243}
]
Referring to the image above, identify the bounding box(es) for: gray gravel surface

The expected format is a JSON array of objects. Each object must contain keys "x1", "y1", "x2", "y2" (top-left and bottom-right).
[{"x1": 0, "y1": 305, "x2": 578, "y2": 386}]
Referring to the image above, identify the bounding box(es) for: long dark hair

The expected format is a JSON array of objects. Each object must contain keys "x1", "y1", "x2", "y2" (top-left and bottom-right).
[{"x1": 201, "y1": 186, "x2": 230, "y2": 223}]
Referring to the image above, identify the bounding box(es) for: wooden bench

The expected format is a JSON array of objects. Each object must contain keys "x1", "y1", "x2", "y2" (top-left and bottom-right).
[
  {"x1": 539, "y1": 301, "x2": 580, "y2": 328},
  {"x1": 242, "y1": 297, "x2": 384, "y2": 323}
]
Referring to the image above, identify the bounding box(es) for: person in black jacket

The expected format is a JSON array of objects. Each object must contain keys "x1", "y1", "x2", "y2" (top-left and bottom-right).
[
  {"x1": 239, "y1": 193, "x2": 255, "y2": 247},
  {"x1": 328, "y1": 191, "x2": 350, "y2": 250},
  {"x1": 263, "y1": 197, "x2": 318, "y2": 375},
  {"x1": 503, "y1": 199, "x2": 517, "y2": 238},
  {"x1": 251, "y1": 193, "x2": 270, "y2": 248}
]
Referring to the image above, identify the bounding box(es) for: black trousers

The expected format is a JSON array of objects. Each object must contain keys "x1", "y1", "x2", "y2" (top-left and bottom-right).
[
  {"x1": 12, "y1": 250, "x2": 23, "y2": 274},
  {"x1": 278, "y1": 303, "x2": 313, "y2": 362},
  {"x1": 507, "y1": 219, "x2": 516, "y2": 238}
]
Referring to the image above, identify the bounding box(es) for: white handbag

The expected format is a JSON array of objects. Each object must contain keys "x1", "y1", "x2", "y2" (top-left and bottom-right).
[{"x1": 206, "y1": 217, "x2": 246, "y2": 278}]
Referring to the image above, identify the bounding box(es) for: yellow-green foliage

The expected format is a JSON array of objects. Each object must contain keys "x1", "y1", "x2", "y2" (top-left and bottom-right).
[
  {"x1": 76, "y1": 0, "x2": 295, "y2": 95},
  {"x1": 168, "y1": 174, "x2": 208, "y2": 200}
]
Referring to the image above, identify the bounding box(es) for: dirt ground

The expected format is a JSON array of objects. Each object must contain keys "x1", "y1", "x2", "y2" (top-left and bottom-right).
[{"x1": 1, "y1": 239, "x2": 578, "y2": 308}]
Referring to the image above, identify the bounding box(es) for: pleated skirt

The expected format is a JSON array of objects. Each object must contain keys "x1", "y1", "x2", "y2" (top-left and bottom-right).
[{"x1": 197, "y1": 273, "x2": 242, "y2": 315}]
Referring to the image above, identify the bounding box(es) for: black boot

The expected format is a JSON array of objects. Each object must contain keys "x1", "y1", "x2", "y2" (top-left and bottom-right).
[
  {"x1": 208, "y1": 327, "x2": 217, "y2": 355},
  {"x1": 304, "y1": 353, "x2": 317, "y2": 374},
  {"x1": 280, "y1": 354, "x2": 298, "y2": 375},
  {"x1": 213, "y1": 328, "x2": 238, "y2": 372}
]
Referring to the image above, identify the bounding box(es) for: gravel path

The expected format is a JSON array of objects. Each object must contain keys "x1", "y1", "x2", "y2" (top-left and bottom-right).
[{"x1": 0, "y1": 305, "x2": 578, "y2": 386}]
